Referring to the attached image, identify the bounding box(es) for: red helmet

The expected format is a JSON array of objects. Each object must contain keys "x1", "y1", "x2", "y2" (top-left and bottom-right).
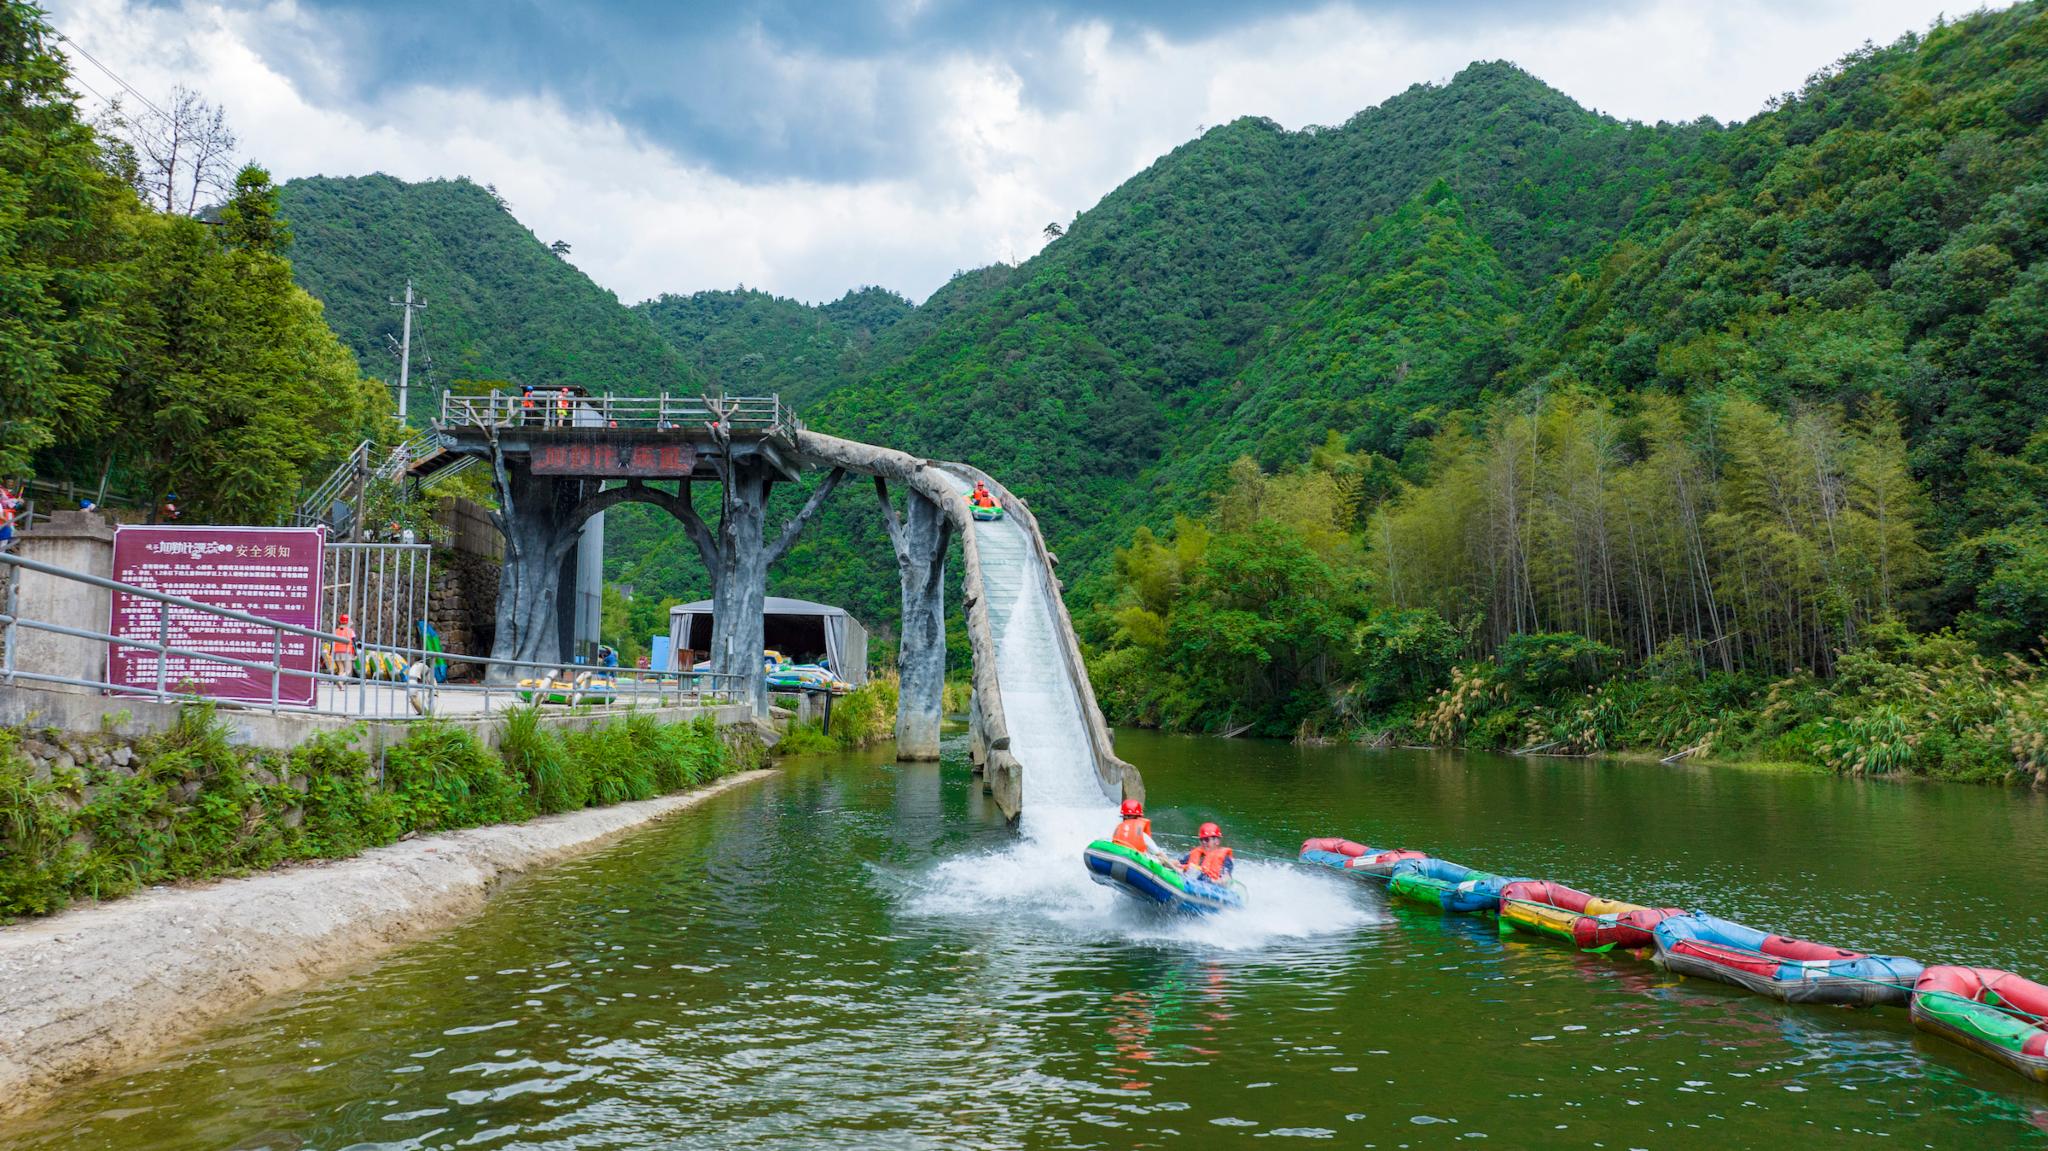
[
  {"x1": 1198, "y1": 822, "x2": 1222, "y2": 839},
  {"x1": 1119, "y1": 798, "x2": 1143, "y2": 818}
]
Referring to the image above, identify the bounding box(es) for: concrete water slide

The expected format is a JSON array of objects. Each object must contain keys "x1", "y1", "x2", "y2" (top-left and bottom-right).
[{"x1": 792, "y1": 432, "x2": 1142, "y2": 819}]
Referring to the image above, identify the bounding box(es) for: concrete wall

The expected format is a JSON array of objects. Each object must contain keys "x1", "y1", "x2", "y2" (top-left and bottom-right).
[{"x1": 7, "y1": 509, "x2": 116, "y2": 694}]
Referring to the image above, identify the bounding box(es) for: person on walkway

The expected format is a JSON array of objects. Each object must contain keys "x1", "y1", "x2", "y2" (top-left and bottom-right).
[
  {"x1": 328, "y1": 613, "x2": 356, "y2": 677},
  {"x1": 1181, "y1": 822, "x2": 1235, "y2": 884},
  {"x1": 0, "y1": 484, "x2": 20, "y2": 546},
  {"x1": 1111, "y1": 798, "x2": 1168, "y2": 859}
]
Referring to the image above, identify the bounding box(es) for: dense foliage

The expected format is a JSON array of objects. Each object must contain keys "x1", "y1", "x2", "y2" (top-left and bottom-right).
[
  {"x1": 279, "y1": 174, "x2": 696, "y2": 404},
  {"x1": 1, "y1": 3, "x2": 382, "y2": 520},
  {"x1": 0, "y1": 705, "x2": 758, "y2": 921}
]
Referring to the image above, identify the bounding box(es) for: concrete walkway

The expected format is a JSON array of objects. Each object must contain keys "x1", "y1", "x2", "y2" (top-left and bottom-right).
[{"x1": 0, "y1": 769, "x2": 775, "y2": 1120}]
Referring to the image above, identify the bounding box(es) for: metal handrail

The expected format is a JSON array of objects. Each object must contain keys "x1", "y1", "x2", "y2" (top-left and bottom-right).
[
  {"x1": 292, "y1": 440, "x2": 370, "y2": 527},
  {"x1": 438, "y1": 392, "x2": 802, "y2": 440},
  {"x1": 0, "y1": 550, "x2": 745, "y2": 718}
]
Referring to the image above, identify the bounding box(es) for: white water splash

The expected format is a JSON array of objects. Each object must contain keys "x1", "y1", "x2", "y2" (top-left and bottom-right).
[{"x1": 909, "y1": 472, "x2": 1372, "y2": 951}]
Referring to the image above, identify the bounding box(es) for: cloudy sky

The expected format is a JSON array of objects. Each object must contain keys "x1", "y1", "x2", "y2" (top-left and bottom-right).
[{"x1": 48, "y1": 0, "x2": 1995, "y2": 305}]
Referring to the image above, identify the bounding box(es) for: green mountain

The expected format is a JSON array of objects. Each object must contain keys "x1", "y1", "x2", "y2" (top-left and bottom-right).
[
  {"x1": 804, "y1": 61, "x2": 1716, "y2": 578},
  {"x1": 279, "y1": 175, "x2": 695, "y2": 401}
]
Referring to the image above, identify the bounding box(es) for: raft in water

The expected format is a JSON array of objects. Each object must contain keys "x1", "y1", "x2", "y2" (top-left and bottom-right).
[
  {"x1": 1911, "y1": 966, "x2": 2048, "y2": 1083},
  {"x1": 1651, "y1": 913, "x2": 1922, "y2": 1007},
  {"x1": 1387, "y1": 858, "x2": 1532, "y2": 915},
  {"x1": 1298, "y1": 837, "x2": 1428, "y2": 880},
  {"x1": 1497, "y1": 880, "x2": 1683, "y2": 951},
  {"x1": 1083, "y1": 840, "x2": 1245, "y2": 914}
]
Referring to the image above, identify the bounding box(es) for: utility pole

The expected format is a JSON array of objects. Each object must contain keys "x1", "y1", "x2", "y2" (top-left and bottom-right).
[{"x1": 389, "y1": 280, "x2": 424, "y2": 424}]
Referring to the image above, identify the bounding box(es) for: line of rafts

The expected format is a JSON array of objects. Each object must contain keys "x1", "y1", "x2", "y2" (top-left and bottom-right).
[{"x1": 1300, "y1": 836, "x2": 2048, "y2": 1085}]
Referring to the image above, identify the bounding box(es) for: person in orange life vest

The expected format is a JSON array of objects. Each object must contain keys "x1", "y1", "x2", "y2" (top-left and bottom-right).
[
  {"x1": 330, "y1": 613, "x2": 357, "y2": 676},
  {"x1": 1181, "y1": 822, "x2": 1235, "y2": 883},
  {"x1": 0, "y1": 484, "x2": 20, "y2": 544},
  {"x1": 970, "y1": 481, "x2": 997, "y2": 509},
  {"x1": 1110, "y1": 798, "x2": 1169, "y2": 858}
]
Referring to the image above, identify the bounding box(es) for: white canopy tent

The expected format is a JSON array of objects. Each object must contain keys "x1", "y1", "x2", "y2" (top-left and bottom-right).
[{"x1": 666, "y1": 596, "x2": 870, "y2": 685}]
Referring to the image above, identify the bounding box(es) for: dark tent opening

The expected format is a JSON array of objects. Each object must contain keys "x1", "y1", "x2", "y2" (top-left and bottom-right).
[{"x1": 666, "y1": 597, "x2": 870, "y2": 683}]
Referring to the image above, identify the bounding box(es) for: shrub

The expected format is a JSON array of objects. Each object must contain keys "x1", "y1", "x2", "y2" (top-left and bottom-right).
[
  {"x1": 1352, "y1": 607, "x2": 1463, "y2": 707},
  {"x1": 499, "y1": 707, "x2": 586, "y2": 813},
  {"x1": 383, "y1": 722, "x2": 528, "y2": 831},
  {"x1": 775, "y1": 723, "x2": 840, "y2": 755},
  {"x1": 829, "y1": 675, "x2": 899, "y2": 748},
  {"x1": 1497, "y1": 632, "x2": 1622, "y2": 696},
  {"x1": 566, "y1": 722, "x2": 656, "y2": 807}
]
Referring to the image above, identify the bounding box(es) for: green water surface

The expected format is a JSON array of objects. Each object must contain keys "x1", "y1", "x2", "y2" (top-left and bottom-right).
[{"x1": 8, "y1": 733, "x2": 2048, "y2": 1149}]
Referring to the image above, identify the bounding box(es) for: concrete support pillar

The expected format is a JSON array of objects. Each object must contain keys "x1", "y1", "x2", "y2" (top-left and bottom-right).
[
  {"x1": 881, "y1": 481, "x2": 949, "y2": 761},
  {"x1": 704, "y1": 456, "x2": 774, "y2": 716},
  {"x1": 486, "y1": 463, "x2": 590, "y2": 682},
  {"x1": 7, "y1": 510, "x2": 116, "y2": 692}
]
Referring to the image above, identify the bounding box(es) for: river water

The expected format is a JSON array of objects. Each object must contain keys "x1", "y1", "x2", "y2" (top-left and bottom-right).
[{"x1": 10, "y1": 733, "x2": 2048, "y2": 1149}]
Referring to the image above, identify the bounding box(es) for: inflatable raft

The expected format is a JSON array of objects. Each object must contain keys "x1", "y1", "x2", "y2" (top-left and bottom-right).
[
  {"x1": 1387, "y1": 858, "x2": 1531, "y2": 915},
  {"x1": 1497, "y1": 880, "x2": 1682, "y2": 951},
  {"x1": 1083, "y1": 840, "x2": 1245, "y2": 915},
  {"x1": 970, "y1": 503, "x2": 1005, "y2": 521},
  {"x1": 1911, "y1": 966, "x2": 2048, "y2": 1083},
  {"x1": 1298, "y1": 837, "x2": 1429, "y2": 879},
  {"x1": 1652, "y1": 913, "x2": 1922, "y2": 1007}
]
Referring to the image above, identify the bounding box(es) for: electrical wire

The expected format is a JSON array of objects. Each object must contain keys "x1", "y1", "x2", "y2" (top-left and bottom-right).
[{"x1": 47, "y1": 26, "x2": 168, "y2": 119}]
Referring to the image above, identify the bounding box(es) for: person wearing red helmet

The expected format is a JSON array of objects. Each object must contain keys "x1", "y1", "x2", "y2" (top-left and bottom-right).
[
  {"x1": 1181, "y1": 822, "x2": 1235, "y2": 883},
  {"x1": 1110, "y1": 797, "x2": 1167, "y2": 859}
]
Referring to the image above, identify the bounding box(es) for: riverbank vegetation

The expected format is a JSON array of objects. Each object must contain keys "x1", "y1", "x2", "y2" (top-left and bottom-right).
[
  {"x1": 1081, "y1": 397, "x2": 2048, "y2": 783},
  {"x1": 0, "y1": 705, "x2": 760, "y2": 922},
  {"x1": 772, "y1": 675, "x2": 902, "y2": 755}
]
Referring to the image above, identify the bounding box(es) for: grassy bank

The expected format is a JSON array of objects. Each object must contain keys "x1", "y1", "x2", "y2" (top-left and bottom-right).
[
  {"x1": 772, "y1": 675, "x2": 901, "y2": 756},
  {"x1": 1315, "y1": 626, "x2": 2047, "y2": 785},
  {"x1": 0, "y1": 705, "x2": 764, "y2": 922}
]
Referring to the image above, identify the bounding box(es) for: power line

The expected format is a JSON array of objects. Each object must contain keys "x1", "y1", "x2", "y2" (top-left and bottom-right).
[{"x1": 47, "y1": 26, "x2": 167, "y2": 120}]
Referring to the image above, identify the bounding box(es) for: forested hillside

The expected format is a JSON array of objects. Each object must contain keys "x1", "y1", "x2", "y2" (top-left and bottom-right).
[
  {"x1": 279, "y1": 175, "x2": 694, "y2": 398},
  {"x1": 635, "y1": 286, "x2": 911, "y2": 405}
]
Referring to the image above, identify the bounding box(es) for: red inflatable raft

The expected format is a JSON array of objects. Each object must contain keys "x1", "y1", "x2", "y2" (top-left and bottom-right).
[
  {"x1": 1299, "y1": 837, "x2": 1428, "y2": 879},
  {"x1": 1911, "y1": 966, "x2": 2048, "y2": 1083},
  {"x1": 1497, "y1": 880, "x2": 1683, "y2": 951}
]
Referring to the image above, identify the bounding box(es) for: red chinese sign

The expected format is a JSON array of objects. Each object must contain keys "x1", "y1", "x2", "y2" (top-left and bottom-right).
[
  {"x1": 109, "y1": 526, "x2": 325, "y2": 705},
  {"x1": 532, "y1": 441, "x2": 697, "y2": 476}
]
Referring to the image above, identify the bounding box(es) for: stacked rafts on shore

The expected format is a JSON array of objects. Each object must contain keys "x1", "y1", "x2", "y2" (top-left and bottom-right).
[{"x1": 1300, "y1": 835, "x2": 2046, "y2": 1083}]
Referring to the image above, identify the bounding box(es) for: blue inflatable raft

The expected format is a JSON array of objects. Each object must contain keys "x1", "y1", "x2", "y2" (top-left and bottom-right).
[{"x1": 1084, "y1": 839, "x2": 1245, "y2": 914}]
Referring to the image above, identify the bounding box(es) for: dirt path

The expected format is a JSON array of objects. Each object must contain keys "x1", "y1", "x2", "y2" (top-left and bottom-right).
[{"x1": 0, "y1": 769, "x2": 775, "y2": 1119}]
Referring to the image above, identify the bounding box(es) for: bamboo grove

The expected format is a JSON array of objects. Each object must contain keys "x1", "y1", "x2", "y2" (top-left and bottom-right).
[{"x1": 1376, "y1": 392, "x2": 1926, "y2": 678}]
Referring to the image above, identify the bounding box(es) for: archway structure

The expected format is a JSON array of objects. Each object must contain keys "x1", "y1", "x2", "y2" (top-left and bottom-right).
[{"x1": 417, "y1": 392, "x2": 1141, "y2": 819}]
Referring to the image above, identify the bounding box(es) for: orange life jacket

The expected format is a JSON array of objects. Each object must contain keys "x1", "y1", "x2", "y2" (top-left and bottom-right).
[
  {"x1": 1111, "y1": 816, "x2": 1153, "y2": 853},
  {"x1": 1184, "y1": 844, "x2": 1234, "y2": 882}
]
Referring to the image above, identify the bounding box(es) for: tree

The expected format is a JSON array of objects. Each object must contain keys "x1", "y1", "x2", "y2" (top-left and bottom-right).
[
  {"x1": 0, "y1": 0, "x2": 136, "y2": 477},
  {"x1": 111, "y1": 84, "x2": 238, "y2": 215},
  {"x1": 216, "y1": 164, "x2": 289, "y2": 255},
  {"x1": 549, "y1": 239, "x2": 571, "y2": 258},
  {"x1": 1042, "y1": 221, "x2": 1064, "y2": 240}
]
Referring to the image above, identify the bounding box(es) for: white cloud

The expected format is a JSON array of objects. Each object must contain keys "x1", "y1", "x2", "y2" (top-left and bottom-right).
[{"x1": 45, "y1": 0, "x2": 1998, "y2": 305}]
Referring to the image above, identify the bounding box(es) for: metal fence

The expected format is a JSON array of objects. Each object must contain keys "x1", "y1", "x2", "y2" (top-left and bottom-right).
[
  {"x1": 439, "y1": 392, "x2": 802, "y2": 439},
  {"x1": 0, "y1": 551, "x2": 744, "y2": 720},
  {"x1": 323, "y1": 542, "x2": 431, "y2": 656}
]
